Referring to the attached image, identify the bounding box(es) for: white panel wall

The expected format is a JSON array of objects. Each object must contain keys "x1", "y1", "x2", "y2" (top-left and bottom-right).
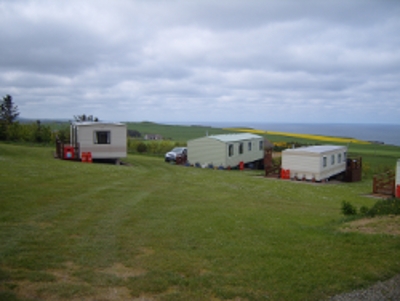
[
  {"x1": 77, "y1": 124, "x2": 127, "y2": 159},
  {"x1": 188, "y1": 137, "x2": 264, "y2": 168},
  {"x1": 226, "y1": 139, "x2": 264, "y2": 168},
  {"x1": 188, "y1": 138, "x2": 225, "y2": 167},
  {"x1": 282, "y1": 148, "x2": 346, "y2": 181}
]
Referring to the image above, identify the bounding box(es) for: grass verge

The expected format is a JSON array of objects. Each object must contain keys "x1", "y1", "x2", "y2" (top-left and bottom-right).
[{"x1": 1, "y1": 142, "x2": 400, "y2": 300}]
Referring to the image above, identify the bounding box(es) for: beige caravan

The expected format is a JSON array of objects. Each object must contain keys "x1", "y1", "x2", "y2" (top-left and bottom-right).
[
  {"x1": 187, "y1": 133, "x2": 264, "y2": 168},
  {"x1": 281, "y1": 145, "x2": 347, "y2": 181},
  {"x1": 70, "y1": 122, "x2": 127, "y2": 160}
]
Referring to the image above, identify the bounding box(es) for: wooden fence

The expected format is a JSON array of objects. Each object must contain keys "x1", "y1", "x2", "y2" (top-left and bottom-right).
[{"x1": 373, "y1": 170, "x2": 395, "y2": 196}]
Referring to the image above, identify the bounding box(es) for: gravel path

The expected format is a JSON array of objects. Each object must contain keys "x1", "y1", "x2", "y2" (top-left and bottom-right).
[{"x1": 327, "y1": 274, "x2": 400, "y2": 301}]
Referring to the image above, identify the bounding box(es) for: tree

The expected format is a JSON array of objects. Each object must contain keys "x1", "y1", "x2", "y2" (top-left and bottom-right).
[
  {"x1": 74, "y1": 114, "x2": 99, "y2": 122},
  {"x1": 1, "y1": 95, "x2": 19, "y2": 124},
  {"x1": 0, "y1": 95, "x2": 20, "y2": 140},
  {"x1": 127, "y1": 129, "x2": 141, "y2": 138}
]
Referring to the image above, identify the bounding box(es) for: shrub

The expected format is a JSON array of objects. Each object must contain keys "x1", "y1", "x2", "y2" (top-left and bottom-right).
[
  {"x1": 359, "y1": 206, "x2": 370, "y2": 216},
  {"x1": 363, "y1": 198, "x2": 400, "y2": 217},
  {"x1": 137, "y1": 142, "x2": 148, "y2": 153},
  {"x1": 343, "y1": 198, "x2": 400, "y2": 218},
  {"x1": 55, "y1": 125, "x2": 70, "y2": 143},
  {"x1": 341, "y1": 201, "x2": 357, "y2": 216},
  {"x1": 0, "y1": 121, "x2": 53, "y2": 143}
]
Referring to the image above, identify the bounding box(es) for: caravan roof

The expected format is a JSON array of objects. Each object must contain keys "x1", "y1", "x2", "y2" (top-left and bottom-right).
[
  {"x1": 71, "y1": 122, "x2": 125, "y2": 127},
  {"x1": 207, "y1": 133, "x2": 262, "y2": 142},
  {"x1": 283, "y1": 145, "x2": 345, "y2": 154}
]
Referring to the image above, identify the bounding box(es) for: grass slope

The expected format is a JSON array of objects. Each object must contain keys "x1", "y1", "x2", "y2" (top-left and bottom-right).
[{"x1": 1, "y1": 143, "x2": 400, "y2": 301}]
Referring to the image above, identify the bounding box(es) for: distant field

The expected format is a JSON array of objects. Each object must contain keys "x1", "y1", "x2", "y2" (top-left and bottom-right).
[
  {"x1": 225, "y1": 127, "x2": 370, "y2": 144},
  {"x1": 126, "y1": 122, "x2": 232, "y2": 142},
  {"x1": 0, "y1": 142, "x2": 399, "y2": 301}
]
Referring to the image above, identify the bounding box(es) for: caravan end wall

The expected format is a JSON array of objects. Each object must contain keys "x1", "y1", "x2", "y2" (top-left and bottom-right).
[
  {"x1": 72, "y1": 122, "x2": 127, "y2": 159},
  {"x1": 187, "y1": 137, "x2": 225, "y2": 167}
]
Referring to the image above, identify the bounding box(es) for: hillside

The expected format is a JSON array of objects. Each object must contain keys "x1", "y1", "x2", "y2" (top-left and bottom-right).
[{"x1": 0, "y1": 142, "x2": 399, "y2": 300}]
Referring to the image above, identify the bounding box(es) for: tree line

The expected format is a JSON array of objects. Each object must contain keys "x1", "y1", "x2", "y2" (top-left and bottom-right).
[
  {"x1": 0, "y1": 95, "x2": 182, "y2": 154},
  {"x1": 0, "y1": 95, "x2": 56, "y2": 143},
  {"x1": 0, "y1": 95, "x2": 101, "y2": 144}
]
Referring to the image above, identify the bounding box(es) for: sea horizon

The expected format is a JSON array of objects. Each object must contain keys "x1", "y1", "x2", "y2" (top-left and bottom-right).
[{"x1": 163, "y1": 121, "x2": 400, "y2": 147}]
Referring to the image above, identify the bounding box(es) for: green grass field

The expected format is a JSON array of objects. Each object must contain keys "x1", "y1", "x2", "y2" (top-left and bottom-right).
[
  {"x1": 1, "y1": 137, "x2": 400, "y2": 300},
  {"x1": 126, "y1": 122, "x2": 232, "y2": 142}
]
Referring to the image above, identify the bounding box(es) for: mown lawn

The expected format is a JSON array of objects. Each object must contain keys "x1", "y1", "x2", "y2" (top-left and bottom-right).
[{"x1": 0, "y1": 143, "x2": 399, "y2": 301}]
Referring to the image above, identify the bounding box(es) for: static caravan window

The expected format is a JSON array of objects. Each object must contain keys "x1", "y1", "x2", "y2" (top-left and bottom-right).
[
  {"x1": 94, "y1": 131, "x2": 111, "y2": 144},
  {"x1": 248, "y1": 142, "x2": 252, "y2": 151},
  {"x1": 228, "y1": 144, "x2": 234, "y2": 157},
  {"x1": 331, "y1": 154, "x2": 335, "y2": 165},
  {"x1": 344, "y1": 152, "x2": 347, "y2": 161},
  {"x1": 259, "y1": 140, "x2": 263, "y2": 150},
  {"x1": 338, "y1": 153, "x2": 342, "y2": 163},
  {"x1": 239, "y1": 143, "x2": 244, "y2": 154},
  {"x1": 323, "y1": 156, "x2": 327, "y2": 167}
]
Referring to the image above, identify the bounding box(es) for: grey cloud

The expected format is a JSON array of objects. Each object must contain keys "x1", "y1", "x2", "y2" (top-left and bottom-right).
[{"x1": 0, "y1": 0, "x2": 399, "y2": 123}]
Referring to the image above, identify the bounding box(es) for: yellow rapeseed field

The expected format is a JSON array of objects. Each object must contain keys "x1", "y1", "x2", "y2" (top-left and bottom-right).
[{"x1": 224, "y1": 128, "x2": 370, "y2": 144}]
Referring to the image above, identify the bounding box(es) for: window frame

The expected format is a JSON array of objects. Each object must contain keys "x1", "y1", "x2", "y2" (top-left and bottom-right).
[
  {"x1": 323, "y1": 156, "x2": 327, "y2": 168},
  {"x1": 228, "y1": 144, "x2": 234, "y2": 157},
  {"x1": 94, "y1": 130, "x2": 111, "y2": 144},
  {"x1": 239, "y1": 143, "x2": 244, "y2": 155}
]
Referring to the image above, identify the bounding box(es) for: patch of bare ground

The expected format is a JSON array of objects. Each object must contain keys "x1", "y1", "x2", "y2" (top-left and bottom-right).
[
  {"x1": 99, "y1": 263, "x2": 146, "y2": 279},
  {"x1": 211, "y1": 297, "x2": 249, "y2": 301},
  {"x1": 136, "y1": 247, "x2": 155, "y2": 257},
  {"x1": 364, "y1": 194, "x2": 393, "y2": 200},
  {"x1": 15, "y1": 282, "x2": 134, "y2": 301},
  {"x1": 131, "y1": 296, "x2": 155, "y2": 301},
  {"x1": 48, "y1": 261, "x2": 80, "y2": 282},
  {"x1": 85, "y1": 287, "x2": 134, "y2": 301},
  {"x1": 6, "y1": 261, "x2": 149, "y2": 301},
  {"x1": 340, "y1": 215, "x2": 400, "y2": 236}
]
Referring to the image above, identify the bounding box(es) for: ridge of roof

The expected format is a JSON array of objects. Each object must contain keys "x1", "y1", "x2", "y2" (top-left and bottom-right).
[{"x1": 207, "y1": 133, "x2": 262, "y2": 142}]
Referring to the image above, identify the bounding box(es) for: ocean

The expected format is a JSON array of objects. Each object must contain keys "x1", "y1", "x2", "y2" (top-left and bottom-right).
[{"x1": 166, "y1": 122, "x2": 400, "y2": 147}]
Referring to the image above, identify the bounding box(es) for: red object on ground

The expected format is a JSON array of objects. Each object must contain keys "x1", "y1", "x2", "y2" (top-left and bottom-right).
[
  {"x1": 396, "y1": 185, "x2": 400, "y2": 198},
  {"x1": 239, "y1": 161, "x2": 244, "y2": 170},
  {"x1": 87, "y1": 152, "x2": 92, "y2": 163},
  {"x1": 280, "y1": 169, "x2": 290, "y2": 179},
  {"x1": 81, "y1": 152, "x2": 92, "y2": 163},
  {"x1": 63, "y1": 145, "x2": 74, "y2": 160},
  {"x1": 81, "y1": 152, "x2": 87, "y2": 162}
]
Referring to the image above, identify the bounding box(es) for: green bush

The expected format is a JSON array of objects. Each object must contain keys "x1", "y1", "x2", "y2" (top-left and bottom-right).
[
  {"x1": 342, "y1": 198, "x2": 400, "y2": 218},
  {"x1": 359, "y1": 206, "x2": 370, "y2": 215},
  {"x1": 54, "y1": 125, "x2": 70, "y2": 143},
  {"x1": 363, "y1": 198, "x2": 400, "y2": 217},
  {"x1": 0, "y1": 121, "x2": 53, "y2": 143},
  {"x1": 137, "y1": 142, "x2": 147, "y2": 153},
  {"x1": 127, "y1": 139, "x2": 186, "y2": 156},
  {"x1": 341, "y1": 201, "x2": 357, "y2": 216}
]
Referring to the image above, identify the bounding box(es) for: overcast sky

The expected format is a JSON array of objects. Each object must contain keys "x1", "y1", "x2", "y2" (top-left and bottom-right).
[{"x1": 1, "y1": 0, "x2": 399, "y2": 124}]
